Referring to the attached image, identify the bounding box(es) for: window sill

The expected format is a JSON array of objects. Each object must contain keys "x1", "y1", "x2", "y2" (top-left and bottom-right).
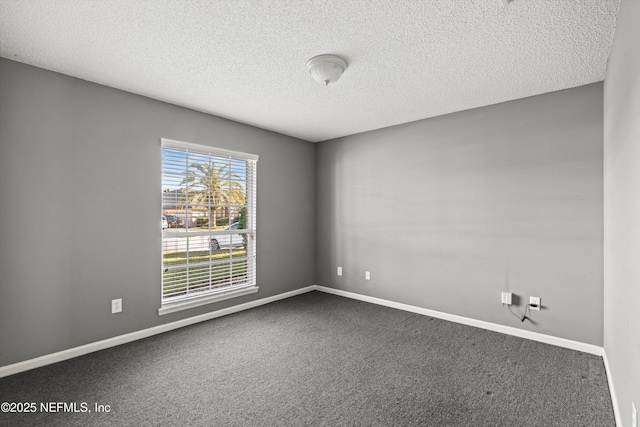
[{"x1": 158, "y1": 286, "x2": 259, "y2": 316}]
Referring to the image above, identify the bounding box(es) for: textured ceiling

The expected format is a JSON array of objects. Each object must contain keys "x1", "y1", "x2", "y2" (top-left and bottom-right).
[{"x1": 0, "y1": 0, "x2": 620, "y2": 143}]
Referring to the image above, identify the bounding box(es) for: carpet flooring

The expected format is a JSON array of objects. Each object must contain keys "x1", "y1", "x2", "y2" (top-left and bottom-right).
[{"x1": 0, "y1": 291, "x2": 614, "y2": 426}]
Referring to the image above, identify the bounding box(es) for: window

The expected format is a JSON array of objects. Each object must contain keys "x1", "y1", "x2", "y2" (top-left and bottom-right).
[{"x1": 159, "y1": 138, "x2": 258, "y2": 315}]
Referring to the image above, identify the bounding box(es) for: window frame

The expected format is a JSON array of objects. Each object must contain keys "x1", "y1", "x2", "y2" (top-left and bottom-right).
[{"x1": 159, "y1": 138, "x2": 258, "y2": 315}]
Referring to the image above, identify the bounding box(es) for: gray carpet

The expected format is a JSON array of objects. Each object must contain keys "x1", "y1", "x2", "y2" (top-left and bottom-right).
[{"x1": 0, "y1": 291, "x2": 614, "y2": 426}]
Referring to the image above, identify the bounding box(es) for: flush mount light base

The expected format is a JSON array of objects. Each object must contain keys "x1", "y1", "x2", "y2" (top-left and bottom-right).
[{"x1": 307, "y1": 54, "x2": 348, "y2": 86}]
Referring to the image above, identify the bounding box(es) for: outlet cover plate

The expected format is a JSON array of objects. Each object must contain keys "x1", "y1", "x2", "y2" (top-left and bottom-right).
[
  {"x1": 365, "y1": 271, "x2": 371, "y2": 280},
  {"x1": 529, "y1": 296, "x2": 541, "y2": 310},
  {"x1": 112, "y1": 298, "x2": 122, "y2": 314},
  {"x1": 502, "y1": 292, "x2": 512, "y2": 305},
  {"x1": 337, "y1": 266, "x2": 342, "y2": 276}
]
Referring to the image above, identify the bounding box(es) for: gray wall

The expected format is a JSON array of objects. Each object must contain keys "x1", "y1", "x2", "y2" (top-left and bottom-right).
[
  {"x1": 316, "y1": 83, "x2": 604, "y2": 345},
  {"x1": 0, "y1": 55, "x2": 610, "y2": 368},
  {"x1": 0, "y1": 58, "x2": 316, "y2": 366},
  {"x1": 604, "y1": 0, "x2": 640, "y2": 424}
]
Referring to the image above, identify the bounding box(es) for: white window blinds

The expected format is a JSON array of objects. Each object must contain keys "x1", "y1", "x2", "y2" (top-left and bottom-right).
[{"x1": 161, "y1": 138, "x2": 257, "y2": 310}]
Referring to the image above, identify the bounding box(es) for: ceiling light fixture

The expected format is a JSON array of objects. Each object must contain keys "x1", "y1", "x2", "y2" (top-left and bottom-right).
[{"x1": 306, "y1": 54, "x2": 348, "y2": 86}]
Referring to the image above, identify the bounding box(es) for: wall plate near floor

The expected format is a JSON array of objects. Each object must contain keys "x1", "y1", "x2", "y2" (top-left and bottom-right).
[
  {"x1": 529, "y1": 296, "x2": 541, "y2": 310},
  {"x1": 632, "y1": 402, "x2": 637, "y2": 427},
  {"x1": 337, "y1": 266, "x2": 342, "y2": 276},
  {"x1": 112, "y1": 298, "x2": 122, "y2": 314},
  {"x1": 501, "y1": 292, "x2": 512, "y2": 305}
]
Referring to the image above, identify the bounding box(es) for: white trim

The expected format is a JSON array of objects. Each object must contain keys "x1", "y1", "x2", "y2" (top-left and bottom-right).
[
  {"x1": 0, "y1": 285, "x2": 315, "y2": 379},
  {"x1": 161, "y1": 138, "x2": 259, "y2": 161},
  {"x1": 313, "y1": 285, "x2": 604, "y2": 356},
  {"x1": 603, "y1": 349, "x2": 621, "y2": 427},
  {"x1": 158, "y1": 286, "x2": 259, "y2": 315},
  {"x1": 0, "y1": 284, "x2": 607, "y2": 379}
]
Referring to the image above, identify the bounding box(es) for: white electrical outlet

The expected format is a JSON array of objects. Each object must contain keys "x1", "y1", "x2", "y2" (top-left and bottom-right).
[
  {"x1": 632, "y1": 402, "x2": 637, "y2": 427},
  {"x1": 529, "y1": 296, "x2": 541, "y2": 310},
  {"x1": 365, "y1": 271, "x2": 371, "y2": 280},
  {"x1": 501, "y1": 292, "x2": 512, "y2": 305},
  {"x1": 111, "y1": 298, "x2": 122, "y2": 314},
  {"x1": 337, "y1": 266, "x2": 342, "y2": 276}
]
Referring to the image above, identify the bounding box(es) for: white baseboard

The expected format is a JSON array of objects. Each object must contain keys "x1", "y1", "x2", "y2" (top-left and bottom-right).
[
  {"x1": 0, "y1": 285, "x2": 316, "y2": 379},
  {"x1": 313, "y1": 285, "x2": 604, "y2": 356},
  {"x1": 0, "y1": 284, "x2": 606, "y2": 379},
  {"x1": 602, "y1": 349, "x2": 621, "y2": 427}
]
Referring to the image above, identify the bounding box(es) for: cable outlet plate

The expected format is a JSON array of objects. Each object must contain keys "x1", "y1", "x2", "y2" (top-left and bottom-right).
[
  {"x1": 112, "y1": 298, "x2": 122, "y2": 314},
  {"x1": 501, "y1": 292, "x2": 512, "y2": 305},
  {"x1": 529, "y1": 296, "x2": 541, "y2": 310},
  {"x1": 337, "y1": 266, "x2": 342, "y2": 276},
  {"x1": 365, "y1": 271, "x2": 370, "y2": 280}
]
